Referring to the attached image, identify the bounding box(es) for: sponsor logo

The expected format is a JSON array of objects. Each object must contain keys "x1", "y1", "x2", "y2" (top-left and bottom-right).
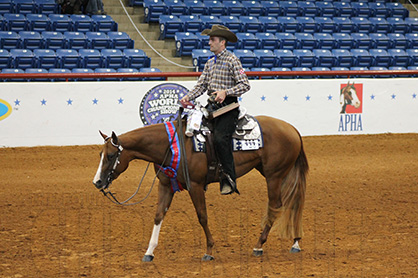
[
  {"x1": 0, "y1": 99, "x2": 12, "y2": 121},
  {"x1": 139, "y1": 83, "x2": 189, "y2": 125},
  {"x1": 338, "y1": 82, "x2": 363, "y2": 132}
]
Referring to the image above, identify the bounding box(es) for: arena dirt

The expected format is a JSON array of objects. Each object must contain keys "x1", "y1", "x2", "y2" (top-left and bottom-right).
[{"x1": 0, "y1": 133, "x2": 417, "y2": 277}]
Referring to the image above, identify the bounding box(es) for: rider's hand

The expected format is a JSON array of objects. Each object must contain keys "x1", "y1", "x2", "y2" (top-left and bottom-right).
[
  {"x1": 212, "y1": 90, "x2": 227, "y2": 103},
  {"x1": 180, "y1": 95, "x2": 190, "y2": 105}
]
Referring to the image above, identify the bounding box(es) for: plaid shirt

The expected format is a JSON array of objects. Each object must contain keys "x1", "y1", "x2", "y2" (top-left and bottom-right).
[{"x1": 187, "y1": 49, "x2": 250, "y2": 100}]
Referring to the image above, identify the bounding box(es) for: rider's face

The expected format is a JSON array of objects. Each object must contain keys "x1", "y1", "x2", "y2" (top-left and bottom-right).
[{"x1": 209, "y1": 36, "x2": 225, "y2": 55}]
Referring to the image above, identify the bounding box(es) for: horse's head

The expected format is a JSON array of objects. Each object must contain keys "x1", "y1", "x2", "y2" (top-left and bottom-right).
[
  {"x1": 340, "y1": 82, "x2": 361, "y2": 111},
  {"x1": 93, "y1": 131, "x2": 128, "y2": 190}
]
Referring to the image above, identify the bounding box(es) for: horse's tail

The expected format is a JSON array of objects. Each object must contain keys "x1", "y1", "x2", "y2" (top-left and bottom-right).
[{"x1": 263, "y1": 140, "x2": 309, "y2": 239}]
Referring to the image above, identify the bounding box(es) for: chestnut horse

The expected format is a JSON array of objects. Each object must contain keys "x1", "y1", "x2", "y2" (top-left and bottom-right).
[{"x1": 93, "y1": 115, "x2": 308, "y2": 262}]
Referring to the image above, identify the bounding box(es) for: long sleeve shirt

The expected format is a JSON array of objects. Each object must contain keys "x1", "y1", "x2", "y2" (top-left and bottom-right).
[{"x1": 187, "y1": 49, "x2": 251, "y2": 100}]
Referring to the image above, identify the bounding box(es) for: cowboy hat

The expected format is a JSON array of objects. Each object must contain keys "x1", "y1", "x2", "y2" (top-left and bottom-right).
[{"x1": 201, "y1": 25, "x2": 238, "y2": 43}]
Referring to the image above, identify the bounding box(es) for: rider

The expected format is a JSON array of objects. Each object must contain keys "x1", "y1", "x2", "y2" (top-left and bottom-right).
[{"x1": 180, "y1": 25, "x2": 250, "y2": 195}]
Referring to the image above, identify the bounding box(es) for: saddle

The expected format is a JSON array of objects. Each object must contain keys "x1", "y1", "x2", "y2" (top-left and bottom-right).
[{"x1": 191, "y1": 113, "x2": 264, "y2": 185}]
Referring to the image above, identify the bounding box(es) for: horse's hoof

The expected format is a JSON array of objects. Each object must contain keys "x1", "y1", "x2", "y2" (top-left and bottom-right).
[
  {"x1": 202, "y1": 254, "x2": 214, "y2": 261},
  {"x1": 253, "y1": 248, "x2": 263, "y2": 257},
  {"x1": 290, "y1": 247, "x2": 301, "y2": 253},
  {"x1": 142, "y1": 255, "x2": 154, "y2": 262}
]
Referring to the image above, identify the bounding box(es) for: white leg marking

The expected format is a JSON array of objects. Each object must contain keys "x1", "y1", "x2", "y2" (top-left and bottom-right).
[
  {"x1": 93, "y1": 153, "x2": 104, "y2": 184},
  {"x1": 292, "y1": 240, "x2": 300, "y2": 250},
  {"x1": 145, "y1": 221, "x2": 163, "y2": 257}
]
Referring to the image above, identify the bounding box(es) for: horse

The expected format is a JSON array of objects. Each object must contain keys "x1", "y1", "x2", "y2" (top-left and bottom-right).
[
  {"x1": 93, "y1": 115, "x2": 308, "y2": 262},
  {"x1": 340, "y1": 81, "x2": 361, "y2": 114}
]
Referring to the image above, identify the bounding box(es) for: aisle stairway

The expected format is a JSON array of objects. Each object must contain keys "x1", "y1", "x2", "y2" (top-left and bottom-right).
[{"x1": 102, "y1": 0, "x2": 195, "y2": 75}]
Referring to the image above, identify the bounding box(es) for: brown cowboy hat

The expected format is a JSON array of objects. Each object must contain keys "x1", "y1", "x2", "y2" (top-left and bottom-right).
[{"x1": 201, "y1": 24, "x2": 238, "y2": 43}]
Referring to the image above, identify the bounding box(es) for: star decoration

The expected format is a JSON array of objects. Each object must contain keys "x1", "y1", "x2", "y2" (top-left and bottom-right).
[
  {"x1": 40, "y1": 99, "x2": 47, "y2": 105},
  {"x1": 118, "y1": 98, "x2": 124, "y2": 104},
  {"x1": 391, "y1": 94, "x2": 396, "y2": 100},
  {"x1": 306, "y1": 95, "x2": 311, "y2": 101},
  {"x1": 413, "y1": 93, "x2": 417, "y2": 99},
  {"x1": 283, "y1": 95, "x2": 289, "y2": 101},
  {"x1": 92, "y1": 98, "x2": 98, "y2": 105},
  {"x1": 14, "y1": 99, "x2": 20, "y2": 106},
  {"x1": 67, "y1": 98, "x2": 73, "y2": 105},
  {"x1": 327, "y1": 95, "x2": 333, "y2": 100},
  {"x1": 261, "y1": 95, "x2": 266, "y2": 101},
  {"x1": 238, "y1": 96, "x2": 243, "y2": 102},
  {"x1": 371, "y1": 94, "x2": 376, "y2": 100}
]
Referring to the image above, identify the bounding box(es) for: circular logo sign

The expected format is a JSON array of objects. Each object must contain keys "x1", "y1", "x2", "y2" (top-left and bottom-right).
[
  {"x1": 0, "y1": 99, "x2": 12, "y2": 121},
  {"x1": 139, "y1": 83, "x2": 190, "y2": 125}
]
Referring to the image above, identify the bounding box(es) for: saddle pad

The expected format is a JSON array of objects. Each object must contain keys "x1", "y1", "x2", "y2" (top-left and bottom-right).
[{"x1": 192, "y1": 115, "x2": 264, "y2": 152}]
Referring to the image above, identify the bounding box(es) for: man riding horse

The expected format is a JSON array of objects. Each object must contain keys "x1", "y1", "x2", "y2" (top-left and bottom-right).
[{"x1": 180, "y1": 25, "x2": 251, "y2": 195}]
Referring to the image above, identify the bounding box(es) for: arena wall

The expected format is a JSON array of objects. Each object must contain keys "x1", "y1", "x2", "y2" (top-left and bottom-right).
[{"x1": 0, "y1": 78, "x2": 417, "y2": 147}]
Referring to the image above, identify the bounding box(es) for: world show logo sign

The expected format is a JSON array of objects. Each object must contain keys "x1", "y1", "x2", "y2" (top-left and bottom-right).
[
  {"x1": 139, "y1": 83, "x2": 189, "y2": 125},
  {"x1": 0, "y1": 99, "x2": 12, "y2": 121},
  {"x1": 338, "y1": 82, "x2": 363, "y2": 132}
]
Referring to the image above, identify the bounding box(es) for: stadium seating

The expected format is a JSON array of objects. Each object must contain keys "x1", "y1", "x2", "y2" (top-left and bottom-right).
[
  {"x1": 314, "y1": 33, "x2": 335, "y2": 50},
  {"x1": 165, "y1": 0, "x2": 187, "y2": 16},
  {"x1": 298, "y1": 1, "x2": 318, "y2": 18},
  {"x1": 273, "y1": 49, "x2": 297, "y2": 68},
  {"x1": 316, "y1": 1, "x2": 335, "y2": 17},
  {"x1": 175, "y1": 32, "x2": 199, "y2": 56},
  {"x1": 184, "y1": 0, "x2": 205, "y2": 16},
  {"x1": 36, "y1": 0, "x2": 60, "y2": 14},
  {"x1": 64, "y1": 31, "x2": 87, "y2": 49},
  {"x1": 279, "y1": 1, "x2": 298, "y2": 17},
  {"x1": 351, "y1": 49, "x2": 373, "y2": 67},
  {"x1": 14, "y1": 0, "x2": 37, "y2": 14},
  {"x1": 180, "y1": 15, "x2": 202, "y2": 33},
  {"x1": 10, "y1": 48, "x2": 35, "y2": 69},
  {"x1": 332, "y1": 49, "x2": 354, "y2": 68},
  {"x1": 86, "y1": 31, "x2": 111, "y2": 49},
  {"x1": 33, "y1": 48, "x2": 57, "y2": 69},
  {"x1": 204, "y1": 0, "x2": 225, "y2": 17},
  {"x1": 223, "y1": 0, "x2": 245, "y2": 17},
  {"x1": 370, "y1": 33, "x2": 390, "y2": 49},
  {"x1": 0, "y1": 49, "x2": 11, "y2": 69},
  {"x1": 295, "y1": 32, "x2": 315, "y2": 50},
  {"x1": 258, "y1": 16, "x2": 280, "y2": 33},
  {"x1": 41, "y1": 31, "x2": 66, "y2": 49},
  {"x1": 101, "y1": 49, "x2": 125, "y2": 69},
  {"x1": 0, "y1": 31, "x2": 21, "y2": 50},
  {"x1": 4, "y1": 13, "x2": 28, "y2": 31},
  {"x1": 370, "y1": 49, "x2": 391, "y2": 67},
  {"x1": 333, "y1": 33, "x2": 354, "y2": 49},
  {"x1": 200, "y1": 15, "x2": 222, "y2": 30},
  {"x1": 123, "y1": 49, "x2": 151, "y2": 68},
  {"x1": 56, "y1": 49, "x2": 80, "y2": 69},
  {"x1": 233, "y1": 49, "x2": 257, "y2": 68},
  {"x1": 388, "y1": 33, "x2": 407, "y2": 49},
  {"x1": 294, "y1": 49, "x2": 315, "y2": 68},
  {"x1": 240, "y1": 16, "x2": 262, "y2": 33},
  {"x1": 92, "y1": 15, "x2": 118, "y2": 32},
  {"x1": 143, "y1": 0, "x2": 166, "y2": 23},
  {"x1": 276, "y1": 32, "x2": 297, "y2": 50},
  {"x1": 107, "y1": 31, "x2": 134, "y2": 49},
  {"x1": 159, "y1": 15, "x2": 182, "y2": 39},
  {"x1": 388, "y1": 49, "x2": 409, "y2": 67},
  {"x1": 19, "y1": 31, "x2": 42, "y2": 49},
  {"x1": 254, "y1": 49, "x2": 275, "y2": 68},
  {"x1": 49, "y1": 14, "x2": 72, "y2": 32},
  {"x1": 192, "y1": 48, "x2": 211, "y2": 71},
  {"x1": 255, "y1": 32, "x2": 278, "y2": 50},
  {"x1": 26, "y1": 13, "x2": 51, "y2": 31},
  {"x1": 242, "y1": 0, "x2": 264, "y2": 17},
  {"x1": 140, "y1": 67, "x2": 164, "y2": 81},
  {"x1": 71, "y1": 15, "x2": 94, "y2": 32},
  {"x1": 313, "y1": 49, "x2": 336, "y2": 68},
  {"x1": 296, "y1": 16, "x2": 316, "y2": 33},
  {"x1": 79, "y1": 49, "x2": 102, "y2": 69},
  {"x1": 94, "y1": 68, "x2": 118, "y2": 81},
  {"x1": 261, "y1": 1, "x2": 280, "y2": 17},
  {"x1": 236, "y1": 32, "x2": 259, "y2": 50}
]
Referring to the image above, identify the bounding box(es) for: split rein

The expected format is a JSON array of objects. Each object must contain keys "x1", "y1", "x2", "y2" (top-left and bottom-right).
[{"x1": 100, "y1": 107, "x2": 190, "y2": 206}]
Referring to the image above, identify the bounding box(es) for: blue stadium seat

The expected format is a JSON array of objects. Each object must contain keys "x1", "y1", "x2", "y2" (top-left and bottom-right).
[
  {"x1": 258, "y1": 16, "x2": 280, "y2": 33},
  {"x1": 294, "y1": 49, "x2": 315, "y2": 68},
  {"x1": 14, "y1": 0, "x2": 36, "y2": 14},
  {"x1": 261, "y1": 1, "x2": 280, "y2": 17},
  {"x1": 298, "y1": 1, "x2": 318, "y2": 17},
  {"x1": 255, "y1": 32, "x2": 278, "y2": 50},
  {"x1": 19, "y1": 31, "x2": 42, "y2": 50},
  {"x1": 56, "y1": 49, "x2": 80, "y2": 69},
  {"x1": 352, "y1": 17, "x2": 373, "y2": 33},
  {"x1": 200, "y1": 15, "x2": 222, "y2": 30},
  {"x1": 276, "y1": 32, "x2": 297, "y2": 50},
  {"x1": 273, "y1": 49, "x2": 297, "y2": 68},
  {"x1": 10, "y1": 48, "x2": 35, "y2": 69},
  {"x1": 407, "y1": 66, "x2": 418, "y2": 77},
  {"x1": 25, "y1": 68, "x2": 49, "y2": 82},
  {"x1": 86, "y1": 31, "x2": 110, "y2": 49},
  {"x1": 369, "y1": 66, "x2": 390, "y2": 78},
  {"x1": 236, "y1": 32, "x2": 259, "y2": 50},
  {"x1": 405, "y1": 17, "x2": 418, "y2": 33},
  {"x1": 179, "y1": 15, "x2": 202, "y2": 33},
  {"x1": 311, "y1": 66, "x2": 331, "y2": 79},
  {"x1": 233, "y1": 49, "x2": 257, "y2": 68},
  {"x1": 277, "y1": 16, "x2": 298, "y2": 33},
  {"x1": 292, "y1": 67, "x2": 312, "y2": 79},
  {"x1": 333, "y1": 17, "x2": 354, "y2": 33},
  {"x1": 33, "y1": 48, "x2": 57, "y2": 69},
  {"x1": 101, "y1": 49, "x2": 125, "y2": 69},
  {"x1": 94, "y1": 68, "x2": 118, "y2": 81},
  {"x1": 0, "y1": 49, "x2": 11, "y2": 69},
  {"x1": 79, "y1": 49, "x2": 102, "y2": 69},
  {"x1": 271, "y1": 66, "x2": 292, "y2": 79},
  {"x1": 223, "y1": 0, "x2": 245, "y2": 17},
  {"x1": 332, "y1": 49, "x2": 354, "y2": 68},
  {"x1": 240, "y1": 16, "x2": 262, "y2": 33},
  {"x1": 334, "y1": 2, "x2": 352, "y2": 18},
  {"x1": 123, "y1": 49, "x2": 151, "y2": 68},
  {"x1": 26, "y1": 13, "x2": 51, "y2": 32},
  {"x1": 315, "y1": 1, "x2": 335, "y2": 17},
  {"x1": 387, "y1": 17, "x2": 408, "y2": 34},
  {"x1": 159, "y1": 15, "x2": 183, "y2": 40},
  {"x1": 249, "y1": 67, "x2": 273, "y2": 79},
  {"x1": 4, "y1": 13, "x2": 28, "y2": 31},
  {"x1": 279, "y1": 1, "x2": 298, "y2": 17},
  {"x1": 204, "y1": 0, "x2": 225, "y2": 17},
  {"x1": 296, "y1": 16, "x2": 316, "y2": 33},
  {"x1": 330, "y1": 67, "x2": 349, "y2": 79},
  {"x1": 314, "y1": 16, "x2": 335, "y2": 33},
  {"x1": 386, "y1": 3, "x2": 409, "y2": 19},
  {"x1": 71, "y1": 68, "x2": 95, "y2": 81},
  {"x1": 107, "y1": 31, "x2": 134, "y2": 49},
  {"x1": 0, "y1": 31, "x2": 21, "y2": 50},
  {"x1": 184, "y1": 0, "x2": 206, "y2": 16},
  {"x1": 405, "y1": 33, "x2": 418, "y2": 49},
  {"x1": 387, "y1": 33, "x2": 407, "y2": 49},
  {"x1": 313, "y1": 49, "x2": 335, "y2": 68},
  {"x1": 351, "y1": 33, "x2": 372, "y2": 49},
  {"x1": 71, "y1": 15, "x2": 94, "y2": 32},
  {"x1": 165, "y1": 0, "x2": 187, "y2": 16},
  {"x1": 35, "y1": 0, "x2": 60, "y2": 14},
  {"x1": 140, "y1": 67, "x2": 164, "y2": 81},
  {"x1": 117, "y1": 68, "x2": 140, "y2": 81},
  {"x1": 254, "y1": 49, "x2": 275, "y2": 68},
  {"x1": 350, "y1": 66, "x2": 371, "y2": 78},
  {"x1": 49, "y1": 68, "x2": 71, "y2": 82},
  {"x1": 406, "y1": 49, "x2": 418, "y2": 66},
  {"x1": 219, "y1": 16, "x2": 241, "y2": 33},
  {"x1": 195, "y1": 32, "x2": 209, "y2": 49},
  {"x1": 369, "y1": 2, "x2": 389, "y2": 18},
  {"x1": 0, "y1": 0, "x2": 14, "y2": 14},
  {"x1": 388, "y1": 66, "x2": 409, "y2": 78},
  {"x1": 351, "y1": 2, "x2": 371, "y2": 18},
  {"x1": 351, "y1": 49, "x2": 373, "y2": 67},
  {"x1": 388, "y1": 49, "x2": 409, "y2": 67},
  {"x1": 192, "y1": 48, "x2": 211, "y2": 71},
  {"x1": 314, "y1": 33, "x2": 335, "y2": 50},
  {"x1": 41, "y1": 31, "x2": 65, "y2": 49},
  {"x1": 370, "y1": 49, "x2": 391, "y2": 67},
  {"x1": 175, "y1": 32, "x2": 199, "y2": 56},
  {"x1": 295, "y1": 32, "x2": 315, "y2": 50},
  {"x1": 64, "y1": 31, "x2": 87, "y2": 49},
  {"x1": 333, "y1": 33, "x2": 354, "y2": 49},
  {"x1": 49, "y1": 14, "x2": 72, "y2": 32},
  {"x1": 1, "y1": 68, "x2": 25, "y2": 82},
  {"x1": 369, "y1": 33, "x2": 390, "y2": 49},
  {"x1": 369, "y1": 17, "x2": 390, "y2": 34},
  {"x1": 242, "y1": 0, "x2": 264, "y2": 17},
  {"x1": 0, "y1": 14, "x2": 4, "y2": 31},
  {"x1": 92, "y1": 15, "x2": 118, "y2": 32},
  {"x1": 143, "y1": 0, "x2": 167, "y2": 23}
]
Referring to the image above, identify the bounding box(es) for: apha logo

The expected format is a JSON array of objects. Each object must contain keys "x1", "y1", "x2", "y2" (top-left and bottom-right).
[
  {"x1": 139, "y1": 83, "x2": 189, "y2": 125},
  {"x1": 0, "y1": 99, "x2": 12, "y2": 121},
  {"x1": 338, "y1": 82, "x2": 363, "y2": 132}
]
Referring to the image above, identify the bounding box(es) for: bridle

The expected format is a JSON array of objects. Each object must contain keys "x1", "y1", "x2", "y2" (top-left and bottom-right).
[{"x1": 100, "y1": 136, "x2": 123, "y2": 192}]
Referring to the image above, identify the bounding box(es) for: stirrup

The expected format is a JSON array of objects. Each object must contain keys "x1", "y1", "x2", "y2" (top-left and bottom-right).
[{"x1": 220, "y1": 173, "x2": 240, "y2": 195}]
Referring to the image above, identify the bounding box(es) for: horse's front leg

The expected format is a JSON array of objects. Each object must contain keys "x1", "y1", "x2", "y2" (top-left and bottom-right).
[
  {"x1": 142, "y1": 180, "x2": 174, "y2": 262},
  {"x1": 188, "y1": 182, "x2": 215, "y2": 261}
]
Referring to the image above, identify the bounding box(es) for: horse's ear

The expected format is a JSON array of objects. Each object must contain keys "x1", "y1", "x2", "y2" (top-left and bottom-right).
[
  {"x1": 111, "y1": 131, "x2": 118, "y2": 145},
  {"x1": 99, "y1": 130, "x2": 108, "y2": 140}
]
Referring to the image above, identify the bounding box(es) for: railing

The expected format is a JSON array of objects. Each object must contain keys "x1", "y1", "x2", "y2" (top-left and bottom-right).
[{"x1": 0, "y1": 69, "x2": 417, "y2": 81}]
